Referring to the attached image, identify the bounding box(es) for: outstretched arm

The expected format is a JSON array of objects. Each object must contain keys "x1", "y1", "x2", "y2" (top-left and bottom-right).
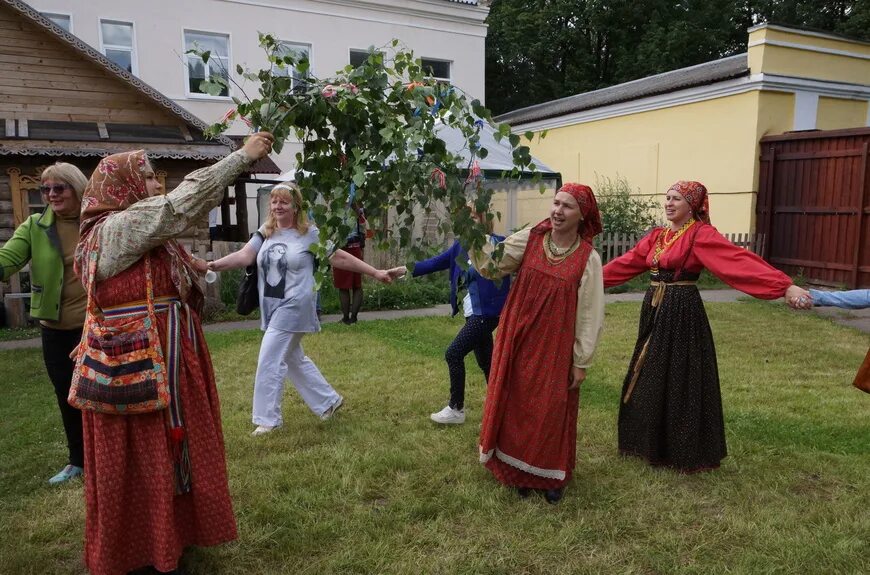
[
  {"x1": 209, "y1": 244, "x2": 258, "y2": 272},
  {"x1": 330, "y1": 249, "x2": 394, "y2": 283},
  {"x1": 469, "y1": 228, "x2": 530, "y2": 279}
]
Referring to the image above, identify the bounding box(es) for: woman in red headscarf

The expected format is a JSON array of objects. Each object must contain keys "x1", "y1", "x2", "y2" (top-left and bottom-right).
[
  {"x1": 470, "y1": 183, "x2": 605, "y2": 504},
  {"x1": 73, "y1": 133, "x2": 274, "y2": 574},
  {"x1": 603, "y1": 181, "x2": 809, "y2": 473}
]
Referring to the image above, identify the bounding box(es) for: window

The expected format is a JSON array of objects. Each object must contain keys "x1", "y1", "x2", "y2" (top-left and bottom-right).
[
  {"x1": 421, "y1": 58, "x2": 451, "y2": 81},
  {"x1": 349, "y1": 48, "x2": 383, "y2": 68},
  {"x1": 272, "y1": 41, "x2": 311, "y2": 92},
  {"x1": 41, "y1": 12, "x2": 71, "y2": 32},
  {"x1": 100, "y1": 20, "x2": 136, "y2": 74},
  {"x1": 184, "y1": 30, "x2": 230, "y2": 98}
]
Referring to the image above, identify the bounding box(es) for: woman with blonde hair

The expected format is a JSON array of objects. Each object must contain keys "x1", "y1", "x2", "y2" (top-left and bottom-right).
[
  {"x1": 209, "y1": 182, "x2": 399, "y2": 435},
  {"x1": 0, "y1": 161, "x2": 89, "y2": 484}
]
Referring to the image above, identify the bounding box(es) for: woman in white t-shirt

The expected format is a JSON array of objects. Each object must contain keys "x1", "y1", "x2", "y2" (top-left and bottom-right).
[{"x1": 209, "y1": 182, "x2": 399, "y2": 435}]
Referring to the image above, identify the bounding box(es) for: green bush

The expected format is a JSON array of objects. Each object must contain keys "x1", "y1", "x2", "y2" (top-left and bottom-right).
[
  {"x1": 595, "y1": 174, "x2": 661, "y2": 236},
  {"x1": 320, "y1": 274, "x2": 450, "y2": 312}
]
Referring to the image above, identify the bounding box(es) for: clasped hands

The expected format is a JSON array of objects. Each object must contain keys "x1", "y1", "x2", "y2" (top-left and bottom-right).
[
  {"x1": 785, "y1": 285, "x2": 812, "y2": 310},
  {"x1": 373, "y1": 266, "x2": 408, "y2": 284}
]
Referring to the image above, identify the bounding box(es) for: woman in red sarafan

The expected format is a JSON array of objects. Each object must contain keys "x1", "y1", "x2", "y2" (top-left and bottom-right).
[
  {"x1": 73, "y1": 134, "x2": 273, "y2": 574},
  {"x1": 603, "y1": 181, "x2": 809, "y2": 473},
  {"x1": 471, "y1": 183, "x2": 605, "y2": 504}
]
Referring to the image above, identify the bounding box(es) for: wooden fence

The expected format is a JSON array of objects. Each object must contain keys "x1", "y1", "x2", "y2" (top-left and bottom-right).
[
  {"x1": 594, "y1": 231, "x2": 765, "y2": 262},
  {"x1": 757, "y1": 127, "x2": 870, "y2": 288}
]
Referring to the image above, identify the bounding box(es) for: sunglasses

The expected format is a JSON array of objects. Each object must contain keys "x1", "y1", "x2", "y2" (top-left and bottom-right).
[{"x1": 39, "y1": 184, "x2": 71, "y2": 195}]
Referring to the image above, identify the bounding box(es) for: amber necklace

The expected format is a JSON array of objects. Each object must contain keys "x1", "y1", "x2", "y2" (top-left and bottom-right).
[
  {"x1": 544, "y1": 231, "x2": 580, "y2": 263},
  {"x1": 651, "y1": 218, "x2": 695, "y2": 272}
]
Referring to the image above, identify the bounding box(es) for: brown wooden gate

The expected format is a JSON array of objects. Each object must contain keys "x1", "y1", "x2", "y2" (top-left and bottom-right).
[{"x1": 757, "y1": 127, "x2": 870, "y2": 288}]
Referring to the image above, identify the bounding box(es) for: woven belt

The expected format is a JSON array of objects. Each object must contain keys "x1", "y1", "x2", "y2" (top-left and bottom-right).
[{"x1": 623, "y1": 280, "x2": 699, "y2": 404}]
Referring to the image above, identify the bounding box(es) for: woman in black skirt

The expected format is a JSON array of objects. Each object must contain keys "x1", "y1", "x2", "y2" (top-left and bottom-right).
[{"x1": 602, "y1": 181, "x2": 808, "y2": 472}]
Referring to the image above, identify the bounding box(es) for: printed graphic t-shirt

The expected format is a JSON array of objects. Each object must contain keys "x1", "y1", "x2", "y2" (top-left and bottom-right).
[{"x1": 247, "y1": 225, "x2": 320, "y2": 333}]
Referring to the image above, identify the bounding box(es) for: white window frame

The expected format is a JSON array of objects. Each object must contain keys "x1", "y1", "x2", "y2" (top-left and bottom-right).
[
  {"x1": 420, "y1": 57, "x2": 452, "y2": 82},
  {"x1": 182, "y1": 28, "x2": 232, "y2": 100},
  {"x1": 272, "y1": 40, "x2": 312, "y2": 92},
  {"x1": 41, "y1": 11, "x2": 73, "y2": 33},
  {"x1": 98, "y1": 19, "x2": 137, "y2": 75}
]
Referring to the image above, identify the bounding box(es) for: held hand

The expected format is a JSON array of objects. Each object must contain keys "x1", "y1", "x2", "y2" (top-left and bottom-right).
[
  {"x1": 190, "y1": 257, "x2": 209, "y2": 274},
  {"x1": 387, "y1": 266, "x2": 408, "y2": 280},
  {"x1": 372, "y1": 269, "x2": 394, "y2": 284},
  {"x1": 241, "y1": 132, "x2": 274, "y2": 161},
  {"x1": 785, "y1": 285, "x2": 812, "y2": 310},
  {"x1": 568, "y1": 367, "x2": 586, "y2": 391}
]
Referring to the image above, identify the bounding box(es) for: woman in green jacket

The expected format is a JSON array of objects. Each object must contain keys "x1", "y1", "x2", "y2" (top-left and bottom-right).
[{"x1": 0, "y1": 162, "x2": 89, "y2": 484}]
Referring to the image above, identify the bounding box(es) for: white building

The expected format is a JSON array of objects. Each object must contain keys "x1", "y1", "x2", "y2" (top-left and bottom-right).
[
  {"x1": 23, "y1": 0, "x2": 489, "y2": 233},
  {"x1": 24, "y1": 0, "x2": 489, "y2": 168}
]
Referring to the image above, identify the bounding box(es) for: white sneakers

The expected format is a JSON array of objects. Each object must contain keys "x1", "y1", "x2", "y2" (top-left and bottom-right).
[
  {"x1": 320, "y1": 396, "x2": 344, "y2": 421},
  {"x1": 430, "y1": 405, "x2": 466, "y2": 424},
  {"x1": 251, "y1": 424, "x2": 281, "y2": 436}
]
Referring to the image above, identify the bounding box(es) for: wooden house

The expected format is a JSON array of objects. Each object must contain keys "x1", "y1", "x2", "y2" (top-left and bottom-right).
[{"x1": 0, "y1": 0, "x2": 278, "y2": 324}]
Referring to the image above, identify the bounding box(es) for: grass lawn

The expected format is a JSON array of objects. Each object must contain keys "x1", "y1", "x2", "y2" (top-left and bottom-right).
[{"x1": 1, "y1": 300, "x2": 868, "y2": 574}]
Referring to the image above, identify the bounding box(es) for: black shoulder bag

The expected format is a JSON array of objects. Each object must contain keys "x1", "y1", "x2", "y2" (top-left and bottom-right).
[{"x1": 236, "y1": 231, "x2": 263, "y2": 315}]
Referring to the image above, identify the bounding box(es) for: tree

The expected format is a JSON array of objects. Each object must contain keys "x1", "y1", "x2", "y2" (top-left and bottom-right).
[
  {"x1": 485, "y1": 0, "x2": 870, "y2": 115},
  {"x1": 192, "y1": 36, "x2": 540, "y2": 279}
]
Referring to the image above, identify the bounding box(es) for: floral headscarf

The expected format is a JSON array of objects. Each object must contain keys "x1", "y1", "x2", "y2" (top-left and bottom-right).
[
  {"x1": 668, "y1": 180, "x2": 710, "y2": 224},
  {"x1": 75, "y1": 150, "x2": 200, "y2": 302}
]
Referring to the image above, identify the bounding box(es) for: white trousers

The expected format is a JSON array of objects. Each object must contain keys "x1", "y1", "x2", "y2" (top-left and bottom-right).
[{"x1": 252, "y1": 327, "x2": 341, "y2": 426}]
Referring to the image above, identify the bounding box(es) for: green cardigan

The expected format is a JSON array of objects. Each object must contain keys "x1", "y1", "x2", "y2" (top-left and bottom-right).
[{"x1": 0, "y1": 209, "x2": 66, "y2": 321}]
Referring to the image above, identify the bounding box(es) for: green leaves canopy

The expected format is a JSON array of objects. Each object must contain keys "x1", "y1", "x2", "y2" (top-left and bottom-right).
[{"x1": 192, "y1": 36, "x2": 541, "y2": 274}]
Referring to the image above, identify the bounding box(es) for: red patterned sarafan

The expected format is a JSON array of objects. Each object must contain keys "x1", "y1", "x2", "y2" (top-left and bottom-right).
[
  {"x1": 668, "y1": 180, "x2": 710, "y2": 224},
  {"x1": 81, "y1": 249, "x2": 237, "y2": 574},
  {"x1": 479, "y1": 227, "x2": 594, "y2": 489}
]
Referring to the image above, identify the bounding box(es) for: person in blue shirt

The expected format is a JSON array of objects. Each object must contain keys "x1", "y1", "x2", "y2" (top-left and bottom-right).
[
  {"x1": 403, "y1": 218, "x2": 512, "y2": 424},
  {"x1": 804, "y1": 288, "x2": 870, "y2": 309},
  {"x1": 794, "y1": 288, "x2": 870, "y2": 394}
]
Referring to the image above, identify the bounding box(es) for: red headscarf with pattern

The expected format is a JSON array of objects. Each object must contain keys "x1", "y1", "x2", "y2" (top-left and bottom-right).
[
  {"x1": 75, "y1": 150, "x2": 200, "y2": 303},
  {"x1": 532, "y1": 183, "x2": 603, "y2": 243},
  {"x1": 667, "y1": 180, "x2": 710, "y2": 224},
  {"x1": 560, "y1": 183, "x2": 603, "y2": 243}
]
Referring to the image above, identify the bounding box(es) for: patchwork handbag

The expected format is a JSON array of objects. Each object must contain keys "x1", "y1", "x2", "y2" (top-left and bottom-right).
[
  {"x1": 235, "y1": 231, "x2": 263, "y2": 315},
  {"x1": 68, "y1": 252, "x2": 170, "y2": 414}
]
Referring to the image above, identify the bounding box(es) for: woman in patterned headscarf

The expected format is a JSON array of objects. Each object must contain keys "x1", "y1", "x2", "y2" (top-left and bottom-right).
[
  {"x1": 603, "y1": 181, "x2": 809, "y2": 473},
  {"x1": 470, "y1": 183, "x2": 605, "y2": 504},
  {"x1": 73, "y1": 133, "x2": 273, "y2": 575}
]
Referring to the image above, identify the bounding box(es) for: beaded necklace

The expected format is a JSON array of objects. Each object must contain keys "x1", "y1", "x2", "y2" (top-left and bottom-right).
[
  {"x1": 650, "y1": 218, "x2": 695, "y2": 273},
  {"x1": 544, "y1": 231, "x2": 580, "y2": 263}
]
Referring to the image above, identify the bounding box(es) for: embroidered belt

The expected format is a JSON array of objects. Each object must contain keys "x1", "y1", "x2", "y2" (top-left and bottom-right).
[
  {"x1": 623, "y1": 280, "x2": 699, "y2": 404},
  {"x1": 103, "y1": 297, "x2": 195, "y2": 494}
]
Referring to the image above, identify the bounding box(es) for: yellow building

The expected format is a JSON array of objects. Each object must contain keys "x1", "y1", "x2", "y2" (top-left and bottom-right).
[{"x1": 495, "y1": 24, "x2": 870, "y2": 234}]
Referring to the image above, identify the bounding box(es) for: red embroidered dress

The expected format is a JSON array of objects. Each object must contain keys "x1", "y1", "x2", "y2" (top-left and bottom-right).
[{"x1": 479, "y1": 229, "x2": 594, "y2": 489}]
